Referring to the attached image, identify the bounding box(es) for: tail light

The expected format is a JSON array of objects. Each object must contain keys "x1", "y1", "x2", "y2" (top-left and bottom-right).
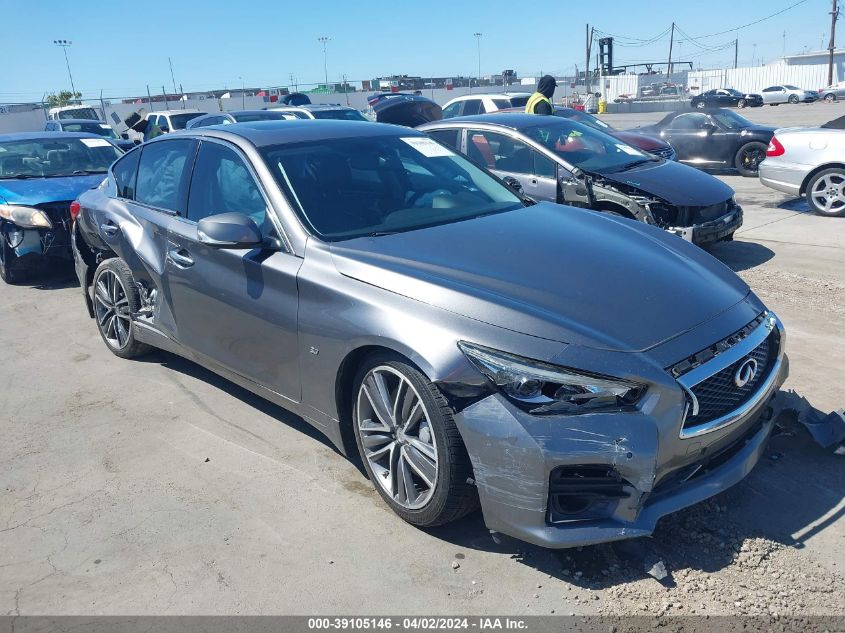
[
  {"x1": 69, "y1": 200, "x2": 81, "y2": 222},
  {"x1": 767, "y1": 137, "x2": 785, "y2": 157}
]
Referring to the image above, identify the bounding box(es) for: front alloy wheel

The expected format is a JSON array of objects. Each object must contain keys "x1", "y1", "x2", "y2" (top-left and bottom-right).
[
  {"x1": 737, "y1": 99, "x2": 747, "y2": 108},
  {"x1": 352, "y1": 355, "x2": 477, "y2": 527}
]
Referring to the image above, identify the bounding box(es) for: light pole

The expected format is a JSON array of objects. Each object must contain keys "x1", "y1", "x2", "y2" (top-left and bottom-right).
[
  {"x1": 318, "y1": 36, "x2": 330, "y2": 91},
  {"x1": 474, "y1": 33, "x2": 482, "y2": 86},
  {"x1": 53, "y1": 39, "x2": 76, "y2": 95},
  {"x1": 239, "y1": 76, "x2": 245, "y2": 108}
]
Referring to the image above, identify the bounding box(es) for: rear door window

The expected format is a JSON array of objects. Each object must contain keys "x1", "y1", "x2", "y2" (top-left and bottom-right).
[
  {"x1": 461, "y1": 99, "x2": 482, "y2": 115},
  {"x1": 135, "y1": 139, "x2": 195, "y2": 213},
  {"x1": 426, "y1": 129, "x2": 461, "y2": 151}
]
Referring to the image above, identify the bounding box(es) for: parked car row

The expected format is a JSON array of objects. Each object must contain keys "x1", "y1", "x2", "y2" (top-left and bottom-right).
[{"x1": 691, "y1": 85, "x2": 820, "y2": 109}]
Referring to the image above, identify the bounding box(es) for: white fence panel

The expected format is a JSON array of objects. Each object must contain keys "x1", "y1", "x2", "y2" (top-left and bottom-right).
[{"x1": 689, "y1": 64, "x2": 837, "y2": 94}]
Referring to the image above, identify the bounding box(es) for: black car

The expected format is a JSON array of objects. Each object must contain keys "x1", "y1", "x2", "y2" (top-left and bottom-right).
[
  {"x1": 632, "y1": 109, "x2": 775, "y2": 177},
  {"x1": 691, "y1": 89, "x2": 763, "y2": 109},
  {"x1": 366, "y1": 93, "x2": 442, "y2": 126},
  {"x1": 45, "y1": 118, "x2": 135, "y2": 151}
]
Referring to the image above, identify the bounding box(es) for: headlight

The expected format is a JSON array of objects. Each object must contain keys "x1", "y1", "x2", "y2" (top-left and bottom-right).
[
  {"x1": 0, "y1": 204, "x2": 52, "y2": 229},
  {"x1": 458, "y1": 341, "x2": 647, "y2": 415}
]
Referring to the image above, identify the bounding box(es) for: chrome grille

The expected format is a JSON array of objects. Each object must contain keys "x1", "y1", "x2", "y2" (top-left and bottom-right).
[
  {"x1": 651, "y1": 146, "x2": 676, "y2": 161},
  {"x1": 683, "y1": 333, "x2": 776, "y2": 431}
]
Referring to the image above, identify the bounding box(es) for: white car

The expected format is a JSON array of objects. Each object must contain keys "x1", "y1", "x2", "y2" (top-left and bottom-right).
[
  {"x1": 819, "y1": 81, "x2": 845, "y2": 102},
  {"x1": 759, "y1": 125, "x2": 845, "y2": 216},
  {"x1": 441, "y1": 93, "x2": 532, "y2": 118},
  {"x1": 760, "y1": 85, "x2": 819, "y2": 105}
]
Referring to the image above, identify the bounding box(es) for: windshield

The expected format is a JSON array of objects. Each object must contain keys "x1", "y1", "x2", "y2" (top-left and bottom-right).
[
  {"x1": 56, "y1": 107, "x2": 99, "y2": 120},
  {"x1": 261, "y1": 135, "x2": 522, "y2": 240},
  {"x1": 522, "y1": 119, "x2": 650, "y2": 173},
  {"x1": 233, "y1": 112, "x2": 290, "y2": 122},
  {"x1": 784, "y1": 85, "x2": 800, "y2": 90},
  {"x1": 710, "y1": 110, "x2": 754, "y2": 130},
  {"x1": 62, "y1": 121, "x2": 119, "y2": 139},
  {"x1": 168, "y1": 113, "x2": 206, "y2": 129},
  {"x1": 311, "y1": 109, "x2": 368, "y2": 121},
  {"x1": 507, "y1": 96, "x2": 529, "y2": 107},
  {"x1": 725, "y1": 89, "x2": 743, "y2": 96},
  {"x1": 0, "y1": 137, "x2": 123, "y2": 179},
  {"x1": 556, "y1": 108, "x2": 613, "y2": 131}
]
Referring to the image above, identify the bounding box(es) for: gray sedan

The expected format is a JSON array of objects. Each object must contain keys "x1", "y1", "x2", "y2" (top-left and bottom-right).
[
  {"x1": 759, "y1": 127, "x2": 845, "y2": 216},
  {"x1": 71, "y1": 120, "x2": 787, "y2": 548}
]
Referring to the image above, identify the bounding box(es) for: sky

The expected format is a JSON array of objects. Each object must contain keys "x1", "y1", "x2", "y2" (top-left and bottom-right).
[{"x1": 0, "y1": 0, "x2": 835, "y2": 102}]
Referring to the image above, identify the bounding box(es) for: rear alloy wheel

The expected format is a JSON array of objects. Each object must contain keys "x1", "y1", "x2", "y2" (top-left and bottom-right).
[
  {"x1": 806, "y1": 168, "x2": 845, "y2": 217},
  {"x1": 92, "y1": 258, "x2": 152, "y2": 358},
  {"x1": 824, "y1": 93, "x2": 836, "y2": 102},
  {"x1": 735, "y1": 141, "x2": 768, "y2": 177},
  {"x1": 788, "y1": 94, "x2": 800, "y2": 104},
  {"x1": 352, "y1": 355, "x2": 477, "y2": 527},
  {"x1": 737, "y1": 99, "x2": 747, "y2": 108}
]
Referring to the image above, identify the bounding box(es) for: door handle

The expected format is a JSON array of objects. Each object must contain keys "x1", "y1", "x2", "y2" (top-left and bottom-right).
[
  {"x1": 100, "y1": 221, "x2": 118, "y2": 237},
  {"x1": 168, "y1": 249, "x2": 194, "y2": 268}
]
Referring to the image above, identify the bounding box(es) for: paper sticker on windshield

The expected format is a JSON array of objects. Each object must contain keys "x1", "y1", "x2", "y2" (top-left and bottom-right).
[
  {"x1": 80, "y1": 138, "x2": 111, "y2": 148},
  {"x1": 99, "y1": 123, "x2": 111, "y2": 129},
  {"x1": 616, "y1": 144, "x2": 644, "y2": 156},
  {"x1": 401, "y1": 136, "x2": 454, "y2": 157}
]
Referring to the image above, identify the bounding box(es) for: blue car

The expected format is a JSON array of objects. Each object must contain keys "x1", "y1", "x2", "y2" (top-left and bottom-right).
[{"x1": 0, "y1": 132, "x2": 123, "y2": 283}]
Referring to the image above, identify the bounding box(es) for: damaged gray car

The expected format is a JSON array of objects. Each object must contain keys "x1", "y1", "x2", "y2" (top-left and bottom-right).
[
  {"x1": 72, "y1": 120, "x2": 787, "y2": 548},
  {"x1": 419, "y1": 114, "x2": 742, "y2": 246}
]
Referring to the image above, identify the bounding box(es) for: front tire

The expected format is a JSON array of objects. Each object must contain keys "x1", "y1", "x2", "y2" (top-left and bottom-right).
[
  {"x1": 788, "y1": 94, "x2": 800, "y2": 104},
  {"x1": 806, "y1": 168, "x2": 845, "y2": 216},
  {"x1": 824, "y1": 93, "x2": 836, "y2": 102},
  {"x1": 92, "y1": 258, "x2": 153, "y2": 358},
  {"x1": 0, "y1": 236, "x2": 24, "y2": 284},
  {"x1": 352, "y1": 354, "x2": 478, "y2": 527},
  {"x1": 735, "y1": 141, "x2": 768, "y2": 177},
  {"x1": 738, "y1": 99, "x2": 747, "y2": 108},
  {"x1": 694, "y1": 100, "x2": 706, "y2": 110}
]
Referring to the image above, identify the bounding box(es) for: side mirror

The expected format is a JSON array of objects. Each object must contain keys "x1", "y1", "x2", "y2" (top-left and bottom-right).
[
  {"x1": 159, "y1": 126, "x2": 169, "y2": 133},
  {"x1": 197, "y1": 213, "x2": 263, "y2": 248},
  {"x1": 703, "y1": 123, "x2": 718, "y2": 133},
  {"x1": 120, "y1": 132, "x2": 130, "y2": 140},
  {"x1": 502, "y1": 176, "x2": 523, "y2": 194},
  {"x1": 133, "y1": 139, "x2": 142, "y2": 145}
]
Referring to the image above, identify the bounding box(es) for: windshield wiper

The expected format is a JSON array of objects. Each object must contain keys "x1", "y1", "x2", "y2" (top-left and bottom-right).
[
  {"x1": 0, "y1": 174, "x2": 41, "y2": 179},
  {"x1": 47, "y1": 170, "x2": 107, "y2": 177},
  {"x1": 615, "y1": 159, "x2": 655, "y2": 172}
]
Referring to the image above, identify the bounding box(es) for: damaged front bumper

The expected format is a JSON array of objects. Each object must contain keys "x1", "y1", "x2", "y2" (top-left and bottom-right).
[
  {"x1": 667, "y1": 206, "x2": 743, "y2": 245},
  {"x1": 2, "y1": 220, "x2": 72, "y2": 267},
  {"x1": 453, "y1": 322, "x2": 787, "y2": 549}
]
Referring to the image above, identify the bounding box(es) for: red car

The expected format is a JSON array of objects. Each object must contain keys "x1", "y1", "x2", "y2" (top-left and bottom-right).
[{"x1": 497, "y1": 106, "x2": 676, "y2": 161}]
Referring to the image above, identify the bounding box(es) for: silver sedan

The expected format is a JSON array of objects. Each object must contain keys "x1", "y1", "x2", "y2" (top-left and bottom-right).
[{"x1": 759, "y1": 127, "x2": 845, "y2": 216}]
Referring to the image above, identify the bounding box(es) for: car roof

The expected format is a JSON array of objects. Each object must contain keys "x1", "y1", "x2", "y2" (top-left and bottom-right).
[
  {"x1": 271, "y1": 104, "x2": 355, "y2": 112},
  {"x1": 53, "y1": 119, "x2": 112, "y2": 125},
  {"x1": 422, "y1": 113, "x2": 551, "y2": 130},
  {"x1": 0, "y1": 131, "x2": 102, "y2": 142},
  {"x1": 449, "y1": 92, "x2": 531, "y2": 101},
  {"x1": 147, "y1": 109, "x2": 204, "y2": 116},
  {"x1": 169, "y1": 119, "x2": 421, "y2": 147}
]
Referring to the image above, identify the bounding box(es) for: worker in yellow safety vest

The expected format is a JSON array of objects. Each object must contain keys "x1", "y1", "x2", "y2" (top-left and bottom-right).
[{"x1": 525, "y1": 75, "x2": 557, "y2": 114}]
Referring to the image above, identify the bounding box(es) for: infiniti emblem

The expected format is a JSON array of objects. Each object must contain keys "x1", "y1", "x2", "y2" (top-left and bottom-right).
[{"x1": 734, "y1": 358, "x2": 758, "y2": 388}]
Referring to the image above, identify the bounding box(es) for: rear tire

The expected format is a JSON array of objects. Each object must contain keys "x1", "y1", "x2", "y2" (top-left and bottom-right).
[
  {"x1": 735, "y1": 141, "x2": 768, "y2": 177},
  {"x1": 352, "y1": 353, "x2": 478, "y2": 527},
  {"x1": 92, "y1": 258, "x2": 153, "y2": 359},
  {"x1": 805, "y1": 168, "x2": 845, "y2": 217},
  {"x1": 695, "y1": 100, "x2": 706, "y2": 110}
]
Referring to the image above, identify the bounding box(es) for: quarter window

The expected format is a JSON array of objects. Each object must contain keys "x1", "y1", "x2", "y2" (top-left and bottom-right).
[
  {"x1": 112, "y1": 147, "x2": 141, "y2": 200},
  {"x1": 441, "y1": 102, "x2": 462, "y2": 119},
  {"x1": 426, "y1": 129, "x2": 461, "y2": 150},
  {"x1": 461, "y1": 99, "x2": 482, "y2": 115},
  {"x1": 135, "y1": 139, "x2": 194, "y2": 213},
  {"x1": 187, "y1": 141, "x2": 270, "y2": 235},
  {"x1": 668, "y1": 113, "x2": 710, "y2": 130}
]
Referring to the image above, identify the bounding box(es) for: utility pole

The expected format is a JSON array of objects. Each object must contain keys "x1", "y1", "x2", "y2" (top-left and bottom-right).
[
  {"x1": 53, "y1": 40, "x2": 76, "y2": 96},
  {"x1": 318, "y1": 36, "x2": 330, "y2": 91},
  {"x1": 829, "y1": 0, "x2": 839, "y2": 86},
  {"x1": 474, "y1": 33, "x2": 482, "y2": 86},
  {"x1": 168, "y1": 57, "x2": 177, "y2": 96},
  {"x1": 667, "y1": 22, "x2": 675, "y2": 77},
  {"x1": 585, "y1": 24, "x2": 593, "y2": 95},
  {"x1": 734, "y1": 39, "x2": 739, "y2": 69}
]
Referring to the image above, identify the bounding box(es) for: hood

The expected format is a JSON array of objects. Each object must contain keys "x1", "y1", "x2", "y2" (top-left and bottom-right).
[
  {"x1": 592, "y1": 158, "x2": 734, "y2": 206},
  {"x1": 371, "y1": 95, "x2": 442, "y2": 127},
  {"x1": 329, "y1": 203, "x2": 749, "y2": 352},
  {"x1": 538, "y1": 75, "x2": 557, "y2": 99},
  {"x1": 610, "y1": 130, "x2": 671, "y2": 152},
  {"x1": 0, "y1": 173, "x2": 106, "y2": 206}
]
